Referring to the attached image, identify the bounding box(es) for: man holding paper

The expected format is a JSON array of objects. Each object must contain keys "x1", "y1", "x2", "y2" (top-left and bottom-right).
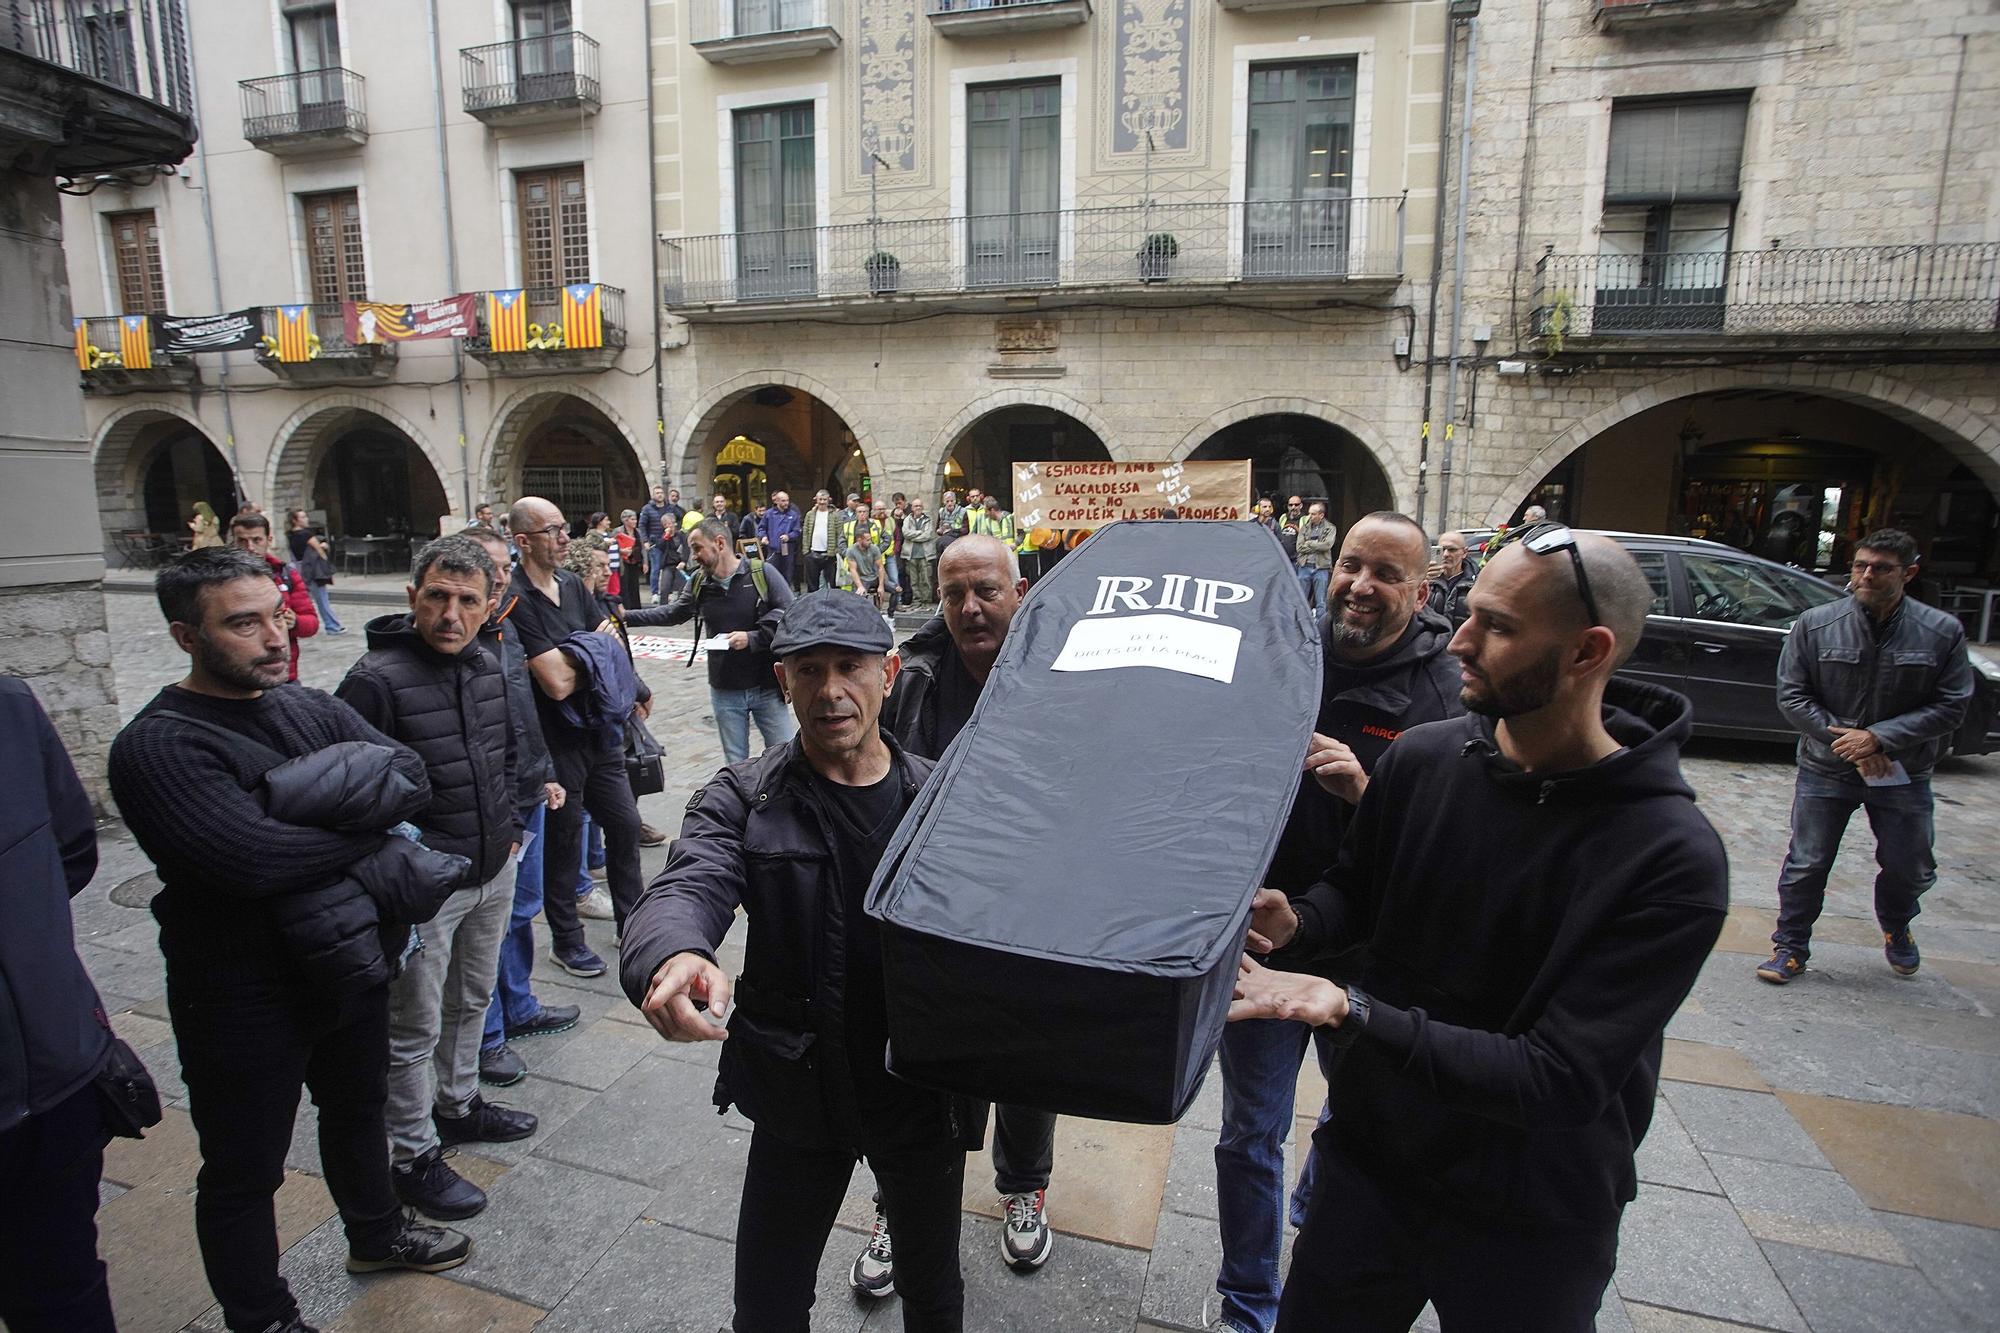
[{"x1": 1760, "y1": 527, "x2": 1974, "y2": 985}]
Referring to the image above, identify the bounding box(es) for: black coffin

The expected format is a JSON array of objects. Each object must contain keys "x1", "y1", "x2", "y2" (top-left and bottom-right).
[{"x1": 865, "y1": 520, "x2": 1322, "y2": 1123}]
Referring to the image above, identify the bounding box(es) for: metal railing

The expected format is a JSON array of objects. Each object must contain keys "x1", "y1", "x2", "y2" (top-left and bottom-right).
[
  {"x1": 926, "y1": 0, "x2": 1083, "y2": 13},
  {"x1": 461, "y1": 31, "x2": 599, "y2": 114},
  {"x1": 661, "y1": 195, "x2": 1405, "y2": 306},
  {"x1": 254, "y1": 303, "x2": 381, "y2": 358},
  {"x1": 239, "y1": 66, "x2": 366, "y2": 142},
  {"x1": 468, "y1": 285, "x2": 627, "y2": 350},
  {"x1": 689, "y1": 0, "x2": 835, "y2": 43},
  {"x1": 74, "y1": 314, "x2": 171, "y2": 369},
  {"x1": 1531, "y1": 244, "x2": 2000, "y2": 339},
  {"x1": 2, "y1": 0, "x2": 195, "y2": 115}
]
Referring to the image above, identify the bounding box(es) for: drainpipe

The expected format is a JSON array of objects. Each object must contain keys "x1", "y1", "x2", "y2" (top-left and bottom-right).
[
  {"x1": 647, "y1": 7, "x2": 668, "y2": 491},
  {"x1": 1414, "y1": 9, "x2": 1458, "y2": 532},
  {"x1": 182, "y1": 15, "x2": 244, "y2": 498},
  {"x1": 1436, "y1": 13, "x2": 1478, "y2": 531},
  {"x1": 425, "y1": 0, "x2": 473, "y2": 517}
]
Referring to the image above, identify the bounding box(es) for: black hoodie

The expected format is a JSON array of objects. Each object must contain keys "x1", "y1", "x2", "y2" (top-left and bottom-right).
[{"x1": 1284, "y1": 677, "x2": 1728, "y2": 1227}]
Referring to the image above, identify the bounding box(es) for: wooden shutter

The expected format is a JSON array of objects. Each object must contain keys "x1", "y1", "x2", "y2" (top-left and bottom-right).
[
  {"x1": 107, "y1": 209, "x2": 166, "y2": 313},
  {"x1": 518, "y1": 165, "x2": 588, "y2": 288},
  {"x1": 301, "y1": 189, "x2": 366, "y2": 303}
]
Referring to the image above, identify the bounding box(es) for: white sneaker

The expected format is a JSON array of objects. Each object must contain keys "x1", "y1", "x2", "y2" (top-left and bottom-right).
[
  {"x1": 848, "y1": 1205, "x2": 895, "y2": 1298},
  {"x1": 576, "y1": 886, "x2": 616, "y2": 921},
  {"x1": 1000, "y1": 1190, "x2": 1053, "y2": 1270}
]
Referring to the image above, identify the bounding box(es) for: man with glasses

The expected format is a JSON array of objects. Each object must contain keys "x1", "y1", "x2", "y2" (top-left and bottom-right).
[
  {"x1": 1760, "y1": 528, "x2": 1973, "y2": 985},
  {"x1": 1232, "y1": 526, "x2": 1727, "y2": 1329}
]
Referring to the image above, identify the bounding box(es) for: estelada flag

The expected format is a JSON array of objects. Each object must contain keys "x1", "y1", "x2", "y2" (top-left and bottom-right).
[
  {"x1": 118, "y1": 315, "x2": 153, "y2": 370},
  {"x1": 74, "y1": 318, "x2": 90, "y2": 370},
  {"x1": 560, "y1": 283, "x2": 602, "y2": 349},
  {"x1": 275, "y1": 305, "x2": 315, "y2": 362},
  {"x1": 487, "y1": 289, "x2": 527, "y2": 353}
]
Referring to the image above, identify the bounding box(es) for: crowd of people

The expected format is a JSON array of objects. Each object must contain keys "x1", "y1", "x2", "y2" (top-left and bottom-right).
[{"x1": 0, "y1": 481, "x2": 1975, "y2": 1332}]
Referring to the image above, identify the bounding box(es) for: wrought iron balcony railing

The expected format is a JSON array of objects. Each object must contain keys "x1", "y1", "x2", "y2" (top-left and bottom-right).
[
  {"x1": 467, "y1": 285, "x2": 627, "y2": 354},
  {"x1": 239, "y1": 67, "x2": 366, "y2": 148},
  {"x1": 1530, "y1": 244, "x2": 2000, "y2": 342},
  {"x1": 2, "y1": 0, "x2": 195, "y2": 115},
  {"x1": 661, "y1": 195, "x2": 1405, "y2": 309},
  {"x1": 461, "y1": 31, "x2": 600, "y2": 120}
]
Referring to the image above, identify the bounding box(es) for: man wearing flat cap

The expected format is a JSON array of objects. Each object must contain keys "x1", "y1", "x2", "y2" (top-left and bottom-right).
[{"x1": 620, "y1": 591, "x2": 974, "y2": 1331}]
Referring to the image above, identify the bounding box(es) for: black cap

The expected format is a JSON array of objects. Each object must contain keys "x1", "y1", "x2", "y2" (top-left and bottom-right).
[{"x1": 769, "y1": 590, "x2": 894, "y2": 659}]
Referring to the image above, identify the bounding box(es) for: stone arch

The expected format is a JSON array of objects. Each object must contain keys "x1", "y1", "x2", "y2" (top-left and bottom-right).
[
  {"x1": 1168, "y1": 396, "x2": 1405, "y2": 508},
  {"x1": 93, "y1": 399, "x2": 220, "y2": 496},
  {"x1": 481, "y1": 382, "x2": 651, "y2": 508},
  {"x1": 920, "y1": 388, "x2": 1123, "y2": 499},
  {"x1": 667, "y1": 370, "x2": 882, "y2": 493},
  {"x1": 265, "y1": 393, "x2": 456, "y2": 516},
  {"x1": 1490, "y1": 368, "x2": 2000, "y2": 525},
  {"x1": 91, "y1": 401, "x2": 235, "y2": 558}
]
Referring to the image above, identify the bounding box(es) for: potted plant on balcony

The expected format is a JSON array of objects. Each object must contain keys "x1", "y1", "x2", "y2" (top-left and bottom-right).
[
  {"x1": 1137, "y1": 232, "x2": 1179, "y2": 283},
  {"x1": 864, "y1": 251, "x2": 901, "y2": 295}
]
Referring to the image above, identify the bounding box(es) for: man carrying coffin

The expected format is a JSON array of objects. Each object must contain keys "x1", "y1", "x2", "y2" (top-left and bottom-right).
[{"x1": 621, "y1": 591, "x2": 974, "y2": 1332}]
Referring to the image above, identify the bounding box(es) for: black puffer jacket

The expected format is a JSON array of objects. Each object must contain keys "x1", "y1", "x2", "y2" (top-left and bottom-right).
[{"x1": 336, "y1": 614, "x2": 519, "y2": 884}]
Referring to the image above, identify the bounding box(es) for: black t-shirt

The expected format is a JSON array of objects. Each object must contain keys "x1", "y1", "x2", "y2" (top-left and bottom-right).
[
  {"x1": 287, "y1": 528, "x2": 314, "y2": 563},
  {"x1": 506, "y1": 564, "x2": 599, "y2": 752},
  {"x1": 815, "y1": 757, "x2": 914, "y2": 1109},
  {"x1": 933, "y1": 649, "x2": 983, "y2": 756}
]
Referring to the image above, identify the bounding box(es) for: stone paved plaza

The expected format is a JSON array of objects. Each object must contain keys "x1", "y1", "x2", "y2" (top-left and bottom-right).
[{"x1": 70, "y1": 576, "x2": 2000, "y2": 1333}]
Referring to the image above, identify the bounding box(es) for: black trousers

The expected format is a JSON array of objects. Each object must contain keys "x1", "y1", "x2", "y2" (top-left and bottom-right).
[
  {"x1": 171, "y1": 979, "x2": 403, "y2": 1333},
  {"x1": 1278, "y1": 1140, "x2": 1619, "y2": 1333},
  {"x1": 735, "y1": 1128, "x2": 965, "y2": 1332},
  {"x1": 0, "y1": 1080, "x2": 116, "y2": 1332},
  {"x1": 990, "y1": 1104, "x2": 1057, "y2": 1194},
  {"x1": 804, "y1": 551, "x2": 837, "y2": 593},
  {"x1": 769, "y1": 549, "x2": 798, "y2": 589},
  {"x1": 543, "y1": 740, "x2": 645, "y2": 949}
]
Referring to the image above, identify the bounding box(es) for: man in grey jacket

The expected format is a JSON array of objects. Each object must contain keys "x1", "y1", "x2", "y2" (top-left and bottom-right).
[{"x1": 1761, "y1": 528, "x2": 1974, "y2": 984}]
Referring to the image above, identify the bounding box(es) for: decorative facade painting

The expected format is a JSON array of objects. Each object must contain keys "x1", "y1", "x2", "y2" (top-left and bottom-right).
[
  {"x1": 857, "y1": 0, "x2": 918, "y2": 175},
  {"x1": 1114, "y1": 0, "x2": 1191, "y2": 153}
]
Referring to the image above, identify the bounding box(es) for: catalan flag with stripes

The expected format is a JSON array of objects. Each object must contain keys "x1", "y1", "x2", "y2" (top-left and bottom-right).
[
  {"x1": 560, "y1": 283, "x2": 603, "y2": 350},
  {"x1": 275, "y1": 305, "x2": 315, "y2": 362},
  {"x1": 487, "y1": 289, "x2": 528, "y2": 353},
  {"x1": 118, "y1": 315, "x2": 153, "y2": 370},
  {"x1": 74, "y1": 318, "x2": 90, "y2": 371}
]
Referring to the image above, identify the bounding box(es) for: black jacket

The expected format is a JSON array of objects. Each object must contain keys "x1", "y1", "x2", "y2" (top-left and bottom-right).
[
  {"x1": 1264, "y1": 608, "x2": 1465, "y2": 899},
  {"x1": 881, "y1": 615, "x2": 959, "y2": 759},
  {"x1": 483, "y1": 603, "x2": 555, "y2": 818},
  {"x1": 1777, "y1": 594, "x2": 1974, "y2": 780},
  {"x1": 337, "y1": 614, "x2": 520, "y2": 884},
  {"x1": 1424, "y1": 564, "x2": 1479, "y2": 629},
  {"x1": 0, "y1": 678, "x2": 107, "y2": 1131},
  {"x1": 620, "y1": 736, "x2": 976, "y2": 1153},
  {"x1": 1282, "y1": 678, "x2": 1729, "y2": 1227}
]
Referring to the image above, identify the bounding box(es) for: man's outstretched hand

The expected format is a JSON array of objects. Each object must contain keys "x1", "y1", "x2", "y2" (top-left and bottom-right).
[
  {"x1": 1244, "y1": 887, "x2": 1299, "y2": 954},
  {"x1": 1228, "y1": 955, "x2": 1348, "y2": 1028},
  {"x1": 641, "y1": 951, "x2": 732, "y2": 1043}
]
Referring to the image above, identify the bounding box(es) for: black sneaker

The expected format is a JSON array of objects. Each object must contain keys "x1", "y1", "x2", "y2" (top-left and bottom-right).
[
  {"x1": 1885, "y1": 928, "x2": 1921, "y2": 977},
  {"x1": 1756, "y1": 949, "x2": 1806, "y2": 985},
  {"x1": 436, "y1": 1093, "x2": 539, "y2": 1146},
  {"x1": 252, "y1": 1318, "x2": 321, "y2": 1333},
  {"x1": 553, "y1": 945, "x2": 606, "y2": 978},
  {"x1": 848, "y1": 1203, "x2": 895, "y2": 1298},
  {"x1": 506, "y1": 1003, "x2": 581, "y2": 1041},
  {"x1": 392, "y1": 1146, "x2": 487, "y2": 1221},
  {"x1": 346, "y1": 1210, "x2": 473, "y2": 1274},
  {"x1": 478, "y1": 1042, "x2": 526, "y2": 1087}
]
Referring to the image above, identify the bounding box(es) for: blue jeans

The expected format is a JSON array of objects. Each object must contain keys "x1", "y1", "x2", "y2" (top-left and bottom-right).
[
  {"x1": 1214, "y1": 1017, "x2": 1337, "y2": 1333},
  {"x1": 573, "y1": 813, "x2": 605, "y2": 899},
  {"x1": 306, "y1": 580, "x2": 344, "y2": 634},
  {"x1": 712, "y1": 684, "x2": 797, "y2": 766},
  {"x1": 1298, "y1": 567, "x2": 1328, "y2": 617},
  {"x1": 483, "y1": 803, "x2": 547, "y2": 1050},
  {"x1": 1773, "y1": 766, "x2": 1936, "y2": 959},
  {"x1": 884, "y1": 554, "x2": 902, "y2": 597}
]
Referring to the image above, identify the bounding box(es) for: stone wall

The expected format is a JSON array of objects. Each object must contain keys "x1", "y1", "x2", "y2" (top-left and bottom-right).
[{"x1": 0, "y1": 583, "x2": 121, "y2": 808}]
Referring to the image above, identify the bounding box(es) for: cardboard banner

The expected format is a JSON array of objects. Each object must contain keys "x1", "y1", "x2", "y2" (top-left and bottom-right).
[
  {"x1": 343, "y1": 295, "x2": 476, "y2": 345},
  {"x1": 1010, "y1": 460, "x2": 1253, "y2": 529},
  {"x1": 159, "y1": 309, "x2": 263, "y2": 353}
]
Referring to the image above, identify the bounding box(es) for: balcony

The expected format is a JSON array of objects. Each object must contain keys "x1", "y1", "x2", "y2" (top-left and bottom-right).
[
  {"x1": 927, "y1": 0, "x2": 1092, "y2": 37},
  {"x1": 661, "y1": 196, "x2": 1404, "y2": 319},
  {"x1": 253, "y1": 305, "x2": 395, "y2": 386},
  {"x1": 1593, "y1": 0, "x2": 1796, "y2": 31},
  {"x1": 74, "y1": 315, "x2": 197, "y2": 394},
  {"x1": 690, "y1": 0, "x2": 840, "y2": 64},
  {"x1": 239, "y1": 68, "x2": 366, "y2": 154},
  {"x1": 0, "y1": 0, "x2": 197, "y2": 174},
  {"x1": 1215, "y1": 0, "x2": 1370, "y2": 11},
  {"x1": 461, "y1": 32, "x2": 599, "y2": 127},
  {"x1": 466, "y1": 285, "x2": 626, "y2": 374},
  {"x1": 1529, "y1": 244, "x2": 2000, "y2": 356}
]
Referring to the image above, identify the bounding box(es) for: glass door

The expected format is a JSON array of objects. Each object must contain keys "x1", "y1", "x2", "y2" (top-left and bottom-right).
[
  {"x1": 286, "y1": 3, "x2": 343, "y2": 129},
  {"x1": 511, "y1": 0, "x2": 573, "y2": 102},
  {"x1": 735, "y1": 104, "x2": 817, "y2": 298},
  {"x1": 1595, "y1": 204, "x2": 1731, "y2": 332},
  {"x1": 967, "y1": 80, "x2": 1060, "y2": 287},
  {"x1": 1245, "y1": 61, "x2": 1354, "y2": 278},
  {"x1": 734, "y1": 0, "x2": 815, "y2": 36}
]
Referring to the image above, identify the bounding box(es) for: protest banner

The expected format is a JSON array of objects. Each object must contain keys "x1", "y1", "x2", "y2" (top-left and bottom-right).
[{"x1": 1009, "y1": 459, "x2": 1252, "y2": 529}]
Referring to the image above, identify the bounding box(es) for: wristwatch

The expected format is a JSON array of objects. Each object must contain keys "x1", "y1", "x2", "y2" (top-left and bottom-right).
[{"x1": 1332, "y1": 985, "x2": 1373, "y2": 1048}]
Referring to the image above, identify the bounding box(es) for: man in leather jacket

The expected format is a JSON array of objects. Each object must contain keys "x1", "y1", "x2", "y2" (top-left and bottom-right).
[
  {"x1": 1760, "y1": 527, "x2": 1974, "y2": 984},
  {"x1": 621, "y1": 591, "x2": 972, "y2": 1332}
]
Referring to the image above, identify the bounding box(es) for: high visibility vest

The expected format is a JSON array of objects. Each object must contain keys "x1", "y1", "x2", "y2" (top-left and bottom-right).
[
  {"x1": 840, "y1": 516, "x2": 882, "y2": 549},
  {"x1": 969, "y1": 510, "x2": 1015, "y2": 541}
]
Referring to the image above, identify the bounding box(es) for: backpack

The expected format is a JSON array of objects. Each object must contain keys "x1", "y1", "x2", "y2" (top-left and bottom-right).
[{"x1": 683, "y1": 558, "x2": 771, "y2": 669}]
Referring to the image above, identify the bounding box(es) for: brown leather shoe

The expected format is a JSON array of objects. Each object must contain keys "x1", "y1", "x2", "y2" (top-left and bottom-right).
[{"x1": 639, "y1": 823, "x2": 668, "y2": 847}]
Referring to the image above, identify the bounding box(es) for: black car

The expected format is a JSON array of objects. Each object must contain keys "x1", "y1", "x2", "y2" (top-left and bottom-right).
[{"x1": 1590, "y1": 533, "x2": 1999, "y2": 755}]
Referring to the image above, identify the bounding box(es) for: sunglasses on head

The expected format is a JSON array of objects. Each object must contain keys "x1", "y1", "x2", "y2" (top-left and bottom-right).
[{"x1": 1514, "y1": 521, "x2": 1602, "y2": 628}]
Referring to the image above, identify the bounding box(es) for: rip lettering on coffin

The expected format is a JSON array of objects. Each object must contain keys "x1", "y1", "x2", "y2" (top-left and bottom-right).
[{"x1": 1055, "y1": 573, "x2": 1259, "y2": 684}]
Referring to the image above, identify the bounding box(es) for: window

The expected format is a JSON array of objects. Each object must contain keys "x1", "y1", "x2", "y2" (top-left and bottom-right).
[
  {"x1": 1683, "y1": 554, "x2": 1840, "y2": 630},
  {"x1": 522, "y1": 464, "x2": 605, "y2": 526},
  {"x1": 285, "y1": 1, "x2": 344, "y2": 123},
  {"x1": 512, "y1": 0, "x2": 574, "y2": 94},
  {"x1": 1627, "y1": 550, "x2": 1675, "y2": 619},
  {"x1": 301, "y1": 189, "x2": 366, "y2": 304},
  {"x1": 733, "y1": 0, "x2": 815, "y2": 36},
  {"x1": 1245, "y1": 60, "x2": 1357, "y2": 278},
  {"x1": 106, "y1": 210, "x2": 166, "y2": 314},
  {"x1": 967, "y1": 80, "x2": 1059, "y2": 286},
  {"x1": 1596, "y1": 96, "x2": 1748, "y2": 331},
  {"x1": 70, "y1": 0, "x2": 137, "y2": 89},
  {"x1": 733, "y1": 106, "x2": 815, "y2": 297},
  {"x1": 517, "y1": 166, "x2": 590, "y2": 288}
]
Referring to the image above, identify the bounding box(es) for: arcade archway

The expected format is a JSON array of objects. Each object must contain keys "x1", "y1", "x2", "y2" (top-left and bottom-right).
[
  {"x1": 269, "y1": 404, "x2": 452, "y2": 550},
  {"x1": 485, "y1": 388, "x2": 650, "y2": 529},
  {"x1": 1187, "y1": 413, "x2": 1392, "y2": 533},
  {"x1": 689, "y1": 383, "x2": 873, "y2": 511},
  {"x1": 942, "y1": 405, "x2": 1111, "y2": 511},
  {"x1": 94, "y1": 407, "x2": 238, "y2": 561}
]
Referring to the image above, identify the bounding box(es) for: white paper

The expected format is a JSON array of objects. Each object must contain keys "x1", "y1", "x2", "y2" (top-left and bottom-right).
[
  {"x1": 1050, "y1": 613, "x2": 1242, "y2": 684},
  {"x1": 1862, "y1": 760, "x2": 1911, "y2": 787},
  {"x1": 699, "y1": 634, "x2": 734, "y2": 651},
  {"x1": 513, "y1": 829, "x2": 537, "y2": 865}
]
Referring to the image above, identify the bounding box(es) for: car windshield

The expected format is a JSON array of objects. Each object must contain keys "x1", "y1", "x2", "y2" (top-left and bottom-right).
[{"x1": 1683, "y1": 553, "x2": 1843, "y2": 629}]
